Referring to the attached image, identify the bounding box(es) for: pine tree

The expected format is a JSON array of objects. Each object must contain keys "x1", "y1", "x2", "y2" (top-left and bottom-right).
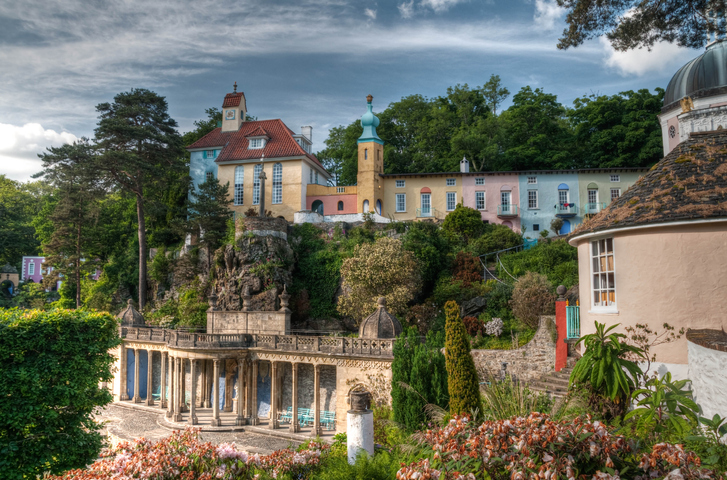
[
  {"x1": 187, "y1": 176, "x2": 233, "y2": 266},
  {"x1": 444, "y1": 300, "x2": 483, "y2": 417}
]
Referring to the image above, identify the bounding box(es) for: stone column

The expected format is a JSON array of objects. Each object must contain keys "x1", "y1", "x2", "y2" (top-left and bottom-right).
[
  {"x1": 166, "y1": 355, "x2": 174, "y2": 418},
  {"x1": 290, "y1": 362, "x2": 299, "y2": 433},
  {"x1": 119, "y1": 343, "x2": 129, "y2": 401},
  {"x1": 160, "y1": 352, "x2": 167, "y2": 409},
  {"x1": 211, "y1": 359, "x2": 221, "y2": 426},
  {"x1": 347, "y1": 391, "x2": 374, "y2": 465},
  {"x1": 312, "y1": 364, "x2": 322, "y2": 436},
  {"x1": 258, "y1": 170, "x2": 267, "y2": 217},
  {"x1": 236, "y1": 358, "x2": 246, "y2": 426},
  {"x1": 132, "y1": 349, "x2": 141, "y2": 403},
  {"x1": 245, "y1": 359, "x2": 252, "y2": 420},
  {"x1": 202, "y1": 360, "x2": 210, "y2": 408},
  {"x1": 251, "y1": 359, "x2": 259, "y2": 425},
  {"x1": 189, "y1": 359, "x2": 198, "y2": 425},
  {"x1": 173, "y1": 357, "x2": 183, "y2": 422},
  {"x1": 145, "y1": 350, "x2": 154, "y2": 406},
  {"x1": 269, "y1": 361, "x2": 278, "y2": 429}
]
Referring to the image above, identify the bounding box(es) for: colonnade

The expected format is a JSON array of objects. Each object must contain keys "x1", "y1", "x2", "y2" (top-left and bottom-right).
[{"x1": 118, "y1": 344, "x2": 324, "y2": 434}]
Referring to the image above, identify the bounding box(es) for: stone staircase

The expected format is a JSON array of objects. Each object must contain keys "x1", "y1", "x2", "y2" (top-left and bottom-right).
[{"x1": 528, "y1": 360, "x2": 575, "y2": 398}]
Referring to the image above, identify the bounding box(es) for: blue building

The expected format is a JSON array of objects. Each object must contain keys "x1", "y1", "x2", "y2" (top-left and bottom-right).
[{"x1": 518, "y1": 170, "x2": 580, "y2": 237}]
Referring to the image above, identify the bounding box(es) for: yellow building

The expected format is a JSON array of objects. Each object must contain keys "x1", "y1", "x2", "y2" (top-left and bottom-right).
[{"x1": 187, "y1": 85, "x2": 331, "y2": 221}]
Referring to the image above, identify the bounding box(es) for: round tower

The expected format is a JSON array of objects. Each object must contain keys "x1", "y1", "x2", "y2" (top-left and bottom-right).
[{"x1": 357, "y1": 95, "x2": 384, "y2": 215}]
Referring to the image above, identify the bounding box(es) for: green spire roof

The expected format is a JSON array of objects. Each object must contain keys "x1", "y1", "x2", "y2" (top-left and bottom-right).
[{"x1": 357, "y1": 94, "x2": 383, "y2": 145}]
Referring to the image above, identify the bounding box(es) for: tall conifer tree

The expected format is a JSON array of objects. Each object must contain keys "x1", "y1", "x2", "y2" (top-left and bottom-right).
[
  {"x1": 444, "y1": 300, "x2": 483, "y2": 416},
  {"x1": 186, "y1": 176, "x2": 232, "y2": 266}
]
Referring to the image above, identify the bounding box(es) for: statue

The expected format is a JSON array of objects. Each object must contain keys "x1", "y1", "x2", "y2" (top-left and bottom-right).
[
  {"x1": 258, "y1": 169, "x2": 267, "y2": 217},
  {"x1": 681, "y1": 96, "x2": 694, "y2": 113}
]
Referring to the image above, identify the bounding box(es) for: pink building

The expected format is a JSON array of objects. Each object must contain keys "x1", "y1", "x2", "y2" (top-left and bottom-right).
[
  {"x1": 461, "y1": 172, "x2": 521, "y2": 231},
  {"x1": 21, "y1": 256, "x2": 46, "y2": 284}
]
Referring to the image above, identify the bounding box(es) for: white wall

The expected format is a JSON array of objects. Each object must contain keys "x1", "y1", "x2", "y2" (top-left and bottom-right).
[{"x1": 688, "y1": 341, "x2": 727, "y2": 419}]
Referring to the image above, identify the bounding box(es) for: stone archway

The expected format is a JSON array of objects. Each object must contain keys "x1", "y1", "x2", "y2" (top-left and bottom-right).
[{"x1": 311, "y1": 200, "x2": 324, "y2": 215}]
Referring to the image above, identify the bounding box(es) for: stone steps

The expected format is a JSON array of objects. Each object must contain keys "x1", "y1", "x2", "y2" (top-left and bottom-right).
[{"x1": 528, "y1": 366, "x2": 573, "y2": 398}]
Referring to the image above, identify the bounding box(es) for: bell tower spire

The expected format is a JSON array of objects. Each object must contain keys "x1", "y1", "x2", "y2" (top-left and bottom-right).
[{"x1": 356, "y1": 95, "x2": 384, "y2": 215}]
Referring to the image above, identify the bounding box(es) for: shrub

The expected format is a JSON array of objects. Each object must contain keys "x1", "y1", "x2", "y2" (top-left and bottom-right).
[
  {"x1": 480, "y1": 375, "x2": 551, "y2": 421},
  {"x1": 405, "y1": 302, "x2": 439, "y2": 335},
  {"x1": 462, "y1": 315, "x2": 483, "y2": 336},
  {"x1": 338, "y1": 237, "x2": 421, "y2": 323},
  {"x1": 452, "y1": 251, "x2": 481, "y2": 287},
  {"x1": 509, "y1": 271, "x2": 556, "y2": 329},
  {"x1": 444, "y1": 301, "x2": 483, "y2": 416},
  {"x1": 0, "y1": 308, "x2": 120, "y2": 479},
  {"x1": 483, "y1": 317, "x2": 503, "y2": 337},
  {"x1": 499, "y1": 239, "x2": 578, "y2": 288},
  {"x1": 401, "y1": 222, "x2": 451, "y2": 297},
  {"x1": 467, "y1": 224, "x2": 523, "y2": 256},
  {"x1": 442, "y1": 203, "x2": 485, "y2": 242},
  {"x1": 550, "y1": 217, "x2": 564, "y2": 235}
]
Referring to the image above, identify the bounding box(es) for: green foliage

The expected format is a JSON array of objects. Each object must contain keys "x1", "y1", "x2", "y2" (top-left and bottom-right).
[
  {"x1": 509, "y1": 271, "x2": 556, "y2": 329},
  {"x1": 441, "y1": 203, "x2": 485, "y2": 242},
  {"x1": 570, "y1": 322, "x2": 644, "y2": 414},
  {"x1": 401, "y1": 221, "x2": 451, "y2": 297},
  {"x1": 0, "y1": 308, "x2": 120, "y2": 478},
  {"x1": 431, "y1": 277, "x2": 491, "y2": 308},
  {"x1": 686, "y1": 414, "x2": 727, "y2": 473},
  {"x1": 6, "y1": 282, "x2": 53, "y2": 310},
  {"x1": 444, "y1": 301, "x2": 483, "y2": 416},
  {"x1": 480, "y1": 375, "x2": 552, "y2": 421},
  {"x1": 177, "y1": 280, "x2": 209, "y2": 328},
  {"x1": 311, "y1": 448, "x2": 402, "y2": 480},
  {"x1": 149, "y1": 247, "x2": 171, "y2": 287},
  {"x1": 467, "y1": 223, "x2": 522, "y2": 256},
  {"x1": 186, "y1": 176, "x2": 233, "y2": 263},
  {"x1": 499, "y1": 239, "x2": 579, "y2": 288},
  {"x1": 624, "y1": 372, "x2": 699, "y2": 442},
  {"x1": 392, "y1": 328, "x2": 449, "y2": 431},
  {"x1": 0, "y1": 175, "x2": 46, "y2": 268}
]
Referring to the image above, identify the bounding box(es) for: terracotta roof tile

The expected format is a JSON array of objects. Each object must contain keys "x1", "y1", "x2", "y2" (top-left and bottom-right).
[
  {"x1": 222, "y1": 92, "x2": 244, "y2": 107},
  {"x1": 186, "y1": 119, "x2": 326, "y2": 171},
  {"x1": 570, "y1": 130, "x2": 727, "y2": 238},
  {"x1": 246, "y1": 126, "x2": 269, "y2": 138}
]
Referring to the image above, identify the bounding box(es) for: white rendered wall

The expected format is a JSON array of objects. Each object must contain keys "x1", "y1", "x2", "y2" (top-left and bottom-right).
[
  {"x1": 688, "y1": 341, "x2": 727, "y2": 419},
  {"x1": 347, "y1": 410, "x2": 374, "y2": 465}
]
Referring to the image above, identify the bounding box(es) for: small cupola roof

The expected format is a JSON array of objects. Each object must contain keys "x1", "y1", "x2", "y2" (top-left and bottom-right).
[
  {"x1": 664, "y1": 40, "x2": 727, "y2": 110},
  {"x1": 358, "y1": 94, "x2": 383, "y2": 145},
  {"x1": 359, "y1": 297, "x2": 403, "y2": 339},
  {"x1": 116, "y1": 299, "x2": 145, "y2": 326}
]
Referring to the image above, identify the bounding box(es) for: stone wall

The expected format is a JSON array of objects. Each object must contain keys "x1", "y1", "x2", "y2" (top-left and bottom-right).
[
  {"x1": 687, "y1": 329, "x2": 727, "y2": 420},
  {"x1": 207, "y1": 310, "x2": 290, "y2": 335},
  {"x1": 471, "y1": 316, "x2": 557, "y2": 384},
  {"x1": 238, "y1": 217, "x2": 289, "y2": 240}
]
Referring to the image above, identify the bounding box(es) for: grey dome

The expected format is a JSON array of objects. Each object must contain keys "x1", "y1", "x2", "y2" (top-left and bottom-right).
[
  {"x1": 664, "y1": 40, "x2": 727, "y2": 109},
  {"x1": 1, "y1": 264, "x2": 17, "y2": 274},
  {"x1": 359, "y1": 297, "x2": 403, "y2": 339},
  {"x1": 116, "y1": 299, "x2": 145, "y2": 326}
]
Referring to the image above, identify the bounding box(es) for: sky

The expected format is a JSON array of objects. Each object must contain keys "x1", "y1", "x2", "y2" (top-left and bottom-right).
[{"x1": 0, "y1": 0, "x2": 700, "y2": 182}]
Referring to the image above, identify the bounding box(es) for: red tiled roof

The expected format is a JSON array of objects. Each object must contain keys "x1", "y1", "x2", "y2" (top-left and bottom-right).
[
  {"x1": 186, "y1": 119, "x2": 326, "y2": 171},
  {"x1": 246, "y1": 126, "x2": 269, "y2": 138},
  {"x1": 222, "y1": 92, "x2": 244, "y2": 107}
]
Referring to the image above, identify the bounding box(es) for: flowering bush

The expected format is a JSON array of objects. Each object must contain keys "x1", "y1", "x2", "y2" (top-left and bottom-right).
[
  {"x1": 462, "y1": 316, "x2": 483, "y2": 336},
  {"x1": 48, "y1": 429, "x2": 329, "y2": 480},
  {"x1": 483, "y1": 317, "x2": 503, "y2": 337},
  {"x1": 399, "y1": 414, "x2": 720, "y2": 480}
]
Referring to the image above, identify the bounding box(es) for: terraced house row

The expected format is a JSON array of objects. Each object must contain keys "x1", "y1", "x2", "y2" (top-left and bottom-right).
[{"x1": 188, "y1": 88, "x2": 646, "y2": 237}]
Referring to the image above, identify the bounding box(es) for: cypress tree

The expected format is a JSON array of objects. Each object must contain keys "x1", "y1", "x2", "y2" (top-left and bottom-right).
[{"x1": 444, "y1": 300, "x2": 483, "y2": 416}]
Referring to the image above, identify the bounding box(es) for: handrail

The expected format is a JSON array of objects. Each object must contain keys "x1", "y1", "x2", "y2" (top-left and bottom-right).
[
  {"x1": 497, "y1": 204, "x2": 519, "y2": 216},
  {"x1": 415, "y1": 207, "x2": 438, "y2": 218}
]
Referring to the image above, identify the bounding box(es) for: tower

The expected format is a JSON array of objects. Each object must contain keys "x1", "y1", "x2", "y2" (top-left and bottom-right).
[
  {"x1": 221, "y1": 82, "x2": 248, "y2": 132},
  {"x1": 357, "y1": 95, "x2": 384, "y2": 215}
]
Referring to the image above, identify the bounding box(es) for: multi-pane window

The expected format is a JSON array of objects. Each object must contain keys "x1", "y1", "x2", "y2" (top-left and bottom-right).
[
  {"x1": 252, "y1": 164, "x2": 262, "y2": 205},
  {"x1": 446, "y1": 178, "x2": 456, "y2": 186},
  {"x1": 527, "y1": 176, "x2": 537, "y2": 184},
  {"x1": 338, "y1": 201, "x2": 344, "y2": 211},
  {"x1": 591, "y1": 238, "x2": 616, "y2": 308},
  {"x1": 475, "y1": 191, "x2": 485, "y2": 210},
  {"x1": 420, "y1": 194, "x2": 431, "y2": 214},
  {"x1": 249, "y1": 138, "x2": 264, "y2": 149},
  {"x1": 205, "y1": 172, "x2": 213, "y2": 182},
  {"x1": 475, "y1": 178, "x2": 485, "y2": 186},
  {"x1": 558, "y1": 190, "x2": 569, "y2": 204},
  {"x1": 533, "y1": 224, "x2": 540, "y2": 231},
  {"x1": 528, "y1": 190, "x2": 538, "y2": 209},
  {"x1": 610, "y1": 174, "x2": 620, "y2": 182},
  {"x1": 309, "y1": 169, "x2": 313, "y2": 184},
  {"x1": 446, "y1": 192, "x2": 456, "y2": 211},
  {"x1": 396, "y1": 180, "x2": 405, "y2": 188},
  {"x1": 272, "y1": 163, "x2": 282, "y2": 204},
  {"x1": 205, "y1": 150, "x2": 215, "y2": 159},
  {"x1": 611, "y1": 188, "x2": 621, "y2": 201},
  {"x1": 315, "y1": 172, "x2": 319, "y2": 184},
  {"x1": 588, "y1": 189, "x2": 598, "y2": 204},
  {"x1": 28, "y1": 262, "x2": 35, "y2": 276},
  {"x1": 234, "y1": 166, "x2": 244, "y2": 205},
  {"x1": 396, "y1": 193, "x2": 406, "y2": 212}
]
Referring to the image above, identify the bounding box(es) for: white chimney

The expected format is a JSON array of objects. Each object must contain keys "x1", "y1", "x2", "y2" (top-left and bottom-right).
[
  {"x1": 301, "y1": 126, "x2": 313, "y2": 143},
  {"x1": 460, "y1": 156, "x2": 470, "y2": 173}
]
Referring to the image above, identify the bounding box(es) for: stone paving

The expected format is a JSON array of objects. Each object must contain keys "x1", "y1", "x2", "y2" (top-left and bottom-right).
[{"x1": 95, "y1": 403, "x2": 301, "y2": 455}]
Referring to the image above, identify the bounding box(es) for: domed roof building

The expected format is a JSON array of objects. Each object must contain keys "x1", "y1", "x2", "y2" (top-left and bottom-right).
[
  {"x1": 660, "y1": 40, "x2": 727, "y2": 155},
  {"x1": 359, "y1": 297, "x2": 403, "y2": 339}
]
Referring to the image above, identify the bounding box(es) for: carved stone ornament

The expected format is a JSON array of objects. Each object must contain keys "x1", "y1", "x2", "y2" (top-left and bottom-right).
[
  {"x1": 349, "y1": 389, "x2": 371, "y2": 412},
  {"x1": 681, "y1": 96, "x2": 694, "y2": 113}
]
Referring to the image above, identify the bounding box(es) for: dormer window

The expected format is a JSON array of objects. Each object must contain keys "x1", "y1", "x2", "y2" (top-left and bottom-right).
[
  {"x1": 204, "y1": 150, "x2": 216, "y2": 159},
  {"x1": 249, "y1": 138, "x2": 265, "y2": 149}
]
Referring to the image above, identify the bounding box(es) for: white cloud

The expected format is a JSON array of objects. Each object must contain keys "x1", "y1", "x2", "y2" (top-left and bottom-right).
[
  {"x1": 601, "y1": 38, "x2": 694, "y2": 76},
  {"x1": 398, "y1": 0, "x2": 415, "y2": 18},
  {"x1": 365, "y1": 7, "x2": 377, "y2": 20},
  {"x1": 420, "y1": 0, "x2": 467, "y2": 13},
  {"x1": 533, "y1": 0, "x2": 565, "y2": 30},
  {"x1": 0, "y1": 123, "x2": 78, "y2": 181}
]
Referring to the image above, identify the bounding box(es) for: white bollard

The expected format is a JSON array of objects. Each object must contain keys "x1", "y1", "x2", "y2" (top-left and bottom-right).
[{"x1": 347, "y1": 391, "x2": 374, "y2": 465}]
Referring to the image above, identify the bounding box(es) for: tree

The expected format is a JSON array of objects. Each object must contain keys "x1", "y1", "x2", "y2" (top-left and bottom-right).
[
  {"x1": 401, "y1": 221, "x2": 451, "y2": 298},
  {"x1": 316, "y1": 123, "x2": 360, "y2": 186},
  {"x1": 392, "y1": 329, "x2": 448, "y2": 431},
  {"x1": 186, "y1": 176, "x2": 233, "y2": 266},
  {"x1": 337, "y1": 237, "x2": 421, "y2": 323},
  {"x1": 481, "y1": 74, "x2": 510, "y2": 115},
  {"x1": 0, "y1": 175, "x2": 46, "y2": 268},
  {"x1": 557, "y1": 0, "x2": 717, "y2": 51},
  {"x1": 36, "y1": 139, "x2": 106, "y2": 308},
  {"x1": 94, "y1": 89, "x2": 185, "y2": 309},
  {"x1": 509, "y1": 271, "x2": 556, "y2": 329},
  {"x1": 444, "y1": 300, "x2": 483, "y2": 416},
  {"x1": 441, "y1": 203, "x2": 486, "y2": 243},
  {"x1": 0, "y1": 308, "x2": 120, "y2": 478}
]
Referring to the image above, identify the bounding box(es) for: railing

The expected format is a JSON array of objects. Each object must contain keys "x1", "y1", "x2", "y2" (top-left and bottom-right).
[
  {"x1": 566, "y1": 304, "x2": 580, "y2": 339},
  {"x1": 584, "y1": 202, "x2": 605, "y2": 215},
  {"x1": 497, "y1": 204, "x2": 519, "y2": 217},
  {"x1": 555, "y1": 204, "x2": 578, "y2": 216},
  {"x1": 415, "y1": 207, "x2": 438, "y2": 218},
  {"x1": 119, "y1": 327, "x2": 395, "y2": 357}
]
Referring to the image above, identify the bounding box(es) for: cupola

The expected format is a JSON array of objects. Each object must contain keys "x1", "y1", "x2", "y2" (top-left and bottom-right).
[
  {"x1": 358, "y1": 297, "x2": 403, "y2": 339},
  {"x1": 116, "y1": 299, "x2": 145, "y2": 326},
  {"x1": 357, "y1": 94, "x2": 383, "y2": 144}
]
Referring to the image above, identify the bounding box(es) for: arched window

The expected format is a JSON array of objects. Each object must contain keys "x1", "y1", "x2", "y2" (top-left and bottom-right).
[
  {"x1": 363, "y1": 199, "x2": 369, "y2": 213},
  {"x1": 364, "y1": 148, "x2": 368, "y2": 160},
  {"x1": 272, "y1": 163, "x2": 282, "y2": 204},
  {"x1": 337, "y1": 201, "x2": 344, "y2": 211},
  {"x1": 312, "y1": 200, "x2": 324, "y2": 215},
  {"x1": 253, "y1": 164, "x2": 262, "y2": 205},
  {"x1": 376, "y1": 199, "x2": 382, "y2": 215},
  {"x1": 234, "y1": 166, "x2": 244, "y2": 205}
]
